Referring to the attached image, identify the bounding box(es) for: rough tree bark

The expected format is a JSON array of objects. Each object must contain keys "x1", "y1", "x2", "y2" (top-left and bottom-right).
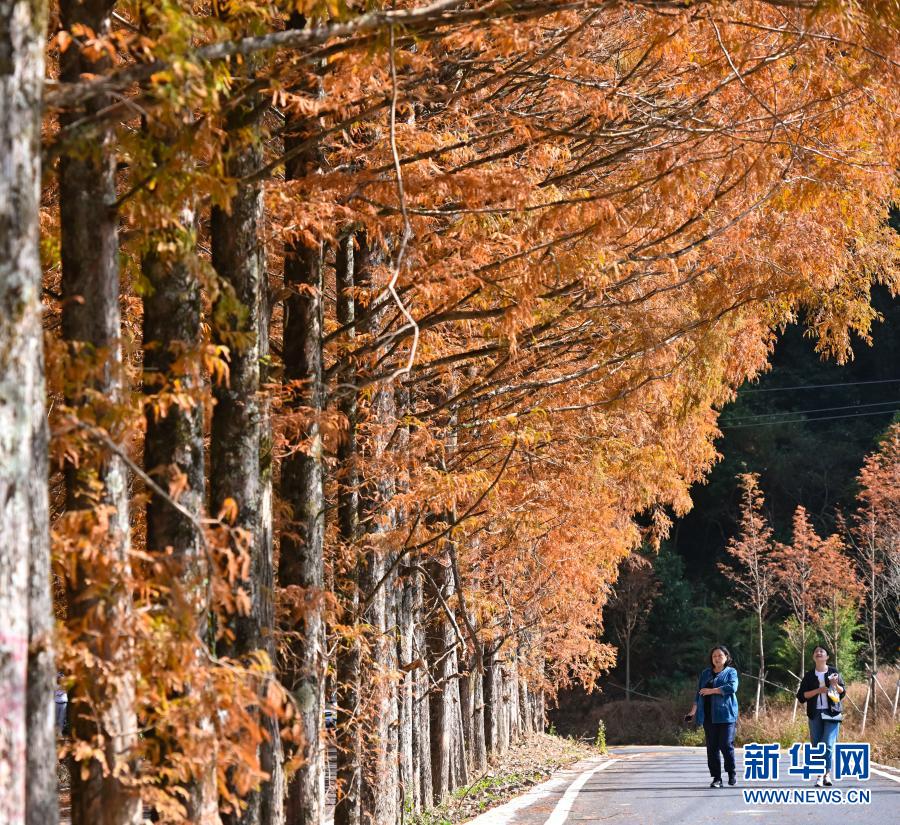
[
  {"x1": 210, "y1": 74, "x2": 267, "y2": 825},
  {"x1": 518, "y1": 668, "x2": 531, "y2": 736},
  {"x1": 483, "y1": 649, "x2": 499, "y2": 758},
  {"x1": 357, "y1": 422, "x2": 399, "y2": 825},
  {"x1": 426, "y1": 556, "x2": 454, "y2": 803},
  {"x1": 458, "y1": 664, "x2": 474, "y2": 776},
  {"x1": 334, "y1": 233, "x2": 361, "y2": 825},
  {"x1": 393, "y1": 384, "x2": 416, "y2": 816},
  {"x1": 471, "y1": 649, "x2": 487, "y2": 773},
  {"x1": 499, "y1": 663, "x2": 510, "y2": 754},
  {"x1": 450, "y1": 663, "x2": 467, "y2": 789},
  {"x1": 356, "y1": 235, "x2": 399, "y2": 825},
  {"x1": 142, "y1": 208, "x2": 219, "y2": 821},
  {"x1": 413, "y1": 571, "x2": 433, "y2": 811},
  {"x1": 509, "y1": 655, "x2": 521, "y2": 744},
  {"x1": 258, "y1": 264, "x2": 285, "y2": 825},
  {"x1": 279, "y1": 93, "x2": 327, "y2": 822},
  {"x1": 397, "y1": 572, "x2": 417, "y2": 815},
  {"x1": 143, "y1": 233, "x2": 204, "y2": 579},
  {"x1": 0, "y1": 1, "x2": 56, "y2": 819},
  {"x1": 58, "y1": 0, "x2": 141, "y2": 820}
]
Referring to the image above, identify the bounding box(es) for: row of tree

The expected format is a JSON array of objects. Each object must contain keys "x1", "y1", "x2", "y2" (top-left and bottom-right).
[
  {"x1": 722, "y1": 425, "x2": 900, "y2": 718},
  {"x1": 603, "y1": 422, "x2": 900, "y2": 708},
  {"x1": 2, "y1": 1, "x2": 900, "y2": 823}
]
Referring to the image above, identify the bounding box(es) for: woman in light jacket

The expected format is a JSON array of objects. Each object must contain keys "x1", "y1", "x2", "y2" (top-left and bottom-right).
[
  {"x1": 685, "y1": 645, "x2": 739, "y2": 788},
  {"x1": 796, "y1": 645, "x2": 845, "y2": 787}
]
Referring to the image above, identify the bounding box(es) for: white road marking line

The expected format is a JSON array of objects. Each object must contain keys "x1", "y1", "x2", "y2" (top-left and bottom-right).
[
  {"x1": 464, "y1": 775, "x2": 571, "y2": 825},
  {"x1": 542, "y1": 760, "x2": 617, "y2": 825},
  {"x1": 872, "y1": 760, "x2": 900, "y2": 774},
  {"x1": 463, "y1": 753, "x2": 898, "y2": 825},
  {"x1": 871, "y1": 767, "x2": 900, "y2": 784}
]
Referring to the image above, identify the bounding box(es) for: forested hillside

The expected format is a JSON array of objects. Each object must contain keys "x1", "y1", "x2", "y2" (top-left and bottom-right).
[
  {"x1": 562, "y1": 274, "x2": 900, "y2": 710},
  {"x1": 1, "y1": 2, "x2": 899, "y2": 824}
]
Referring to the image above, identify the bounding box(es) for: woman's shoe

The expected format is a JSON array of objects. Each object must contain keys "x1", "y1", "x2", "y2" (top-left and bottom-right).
[
  {"x1": 815, "y1": 775, "x2": 824, "y2": 788},
  {"x1": 823, "y1": 773, "x2": 833, "y2": 787},
  {"x1": 710, "y1": 778, "x2": 723, "y2": 788},
  {"x1": 728, "y1": 772, "x2": 736, "y2": 786}
]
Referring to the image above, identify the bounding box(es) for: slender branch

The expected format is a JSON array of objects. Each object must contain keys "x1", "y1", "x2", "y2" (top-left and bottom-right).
[
  {"x1": 377, "y1": 22, "x2": 420, "y2": 381},
  {"x1": 359, "y1": 433, "x2": 518, "y2": 612},
  {"x1": 409, "y1": 562, "x2": 467, "y2": 651}
]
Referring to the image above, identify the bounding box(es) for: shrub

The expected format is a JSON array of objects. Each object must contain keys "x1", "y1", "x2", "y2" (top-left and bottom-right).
[
  {"x1": 736, "y1": 709, "x2": 808, "y2": 749},
  {"x1": 677, "y1": 726, "x2": 706, "y2": 747}
]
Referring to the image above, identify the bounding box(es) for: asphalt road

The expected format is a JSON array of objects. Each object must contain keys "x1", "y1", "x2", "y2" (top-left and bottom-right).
[{"x1": 466, "y1": 746, "x2": 900, "y2": 825}]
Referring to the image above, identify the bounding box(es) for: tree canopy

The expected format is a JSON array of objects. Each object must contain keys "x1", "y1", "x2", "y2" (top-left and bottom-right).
[{"x1": 1, "y1": 1, "x2": 899, "y2": 822}]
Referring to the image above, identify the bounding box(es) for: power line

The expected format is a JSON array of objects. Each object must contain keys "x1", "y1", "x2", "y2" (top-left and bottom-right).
[
  {"x1": 740, "y1": 378, "x2": 900, "y2": 394},
  {"x1": 725, "y1": 399, "x2": 900, "y2": 423},
  {"x1": 722, "y1": 407, "x2": 900, "y2": 430}
]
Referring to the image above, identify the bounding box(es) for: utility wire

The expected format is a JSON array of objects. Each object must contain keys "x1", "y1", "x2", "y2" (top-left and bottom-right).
[
  {"x1": 725, "y1": 399, "x2": 900, "y2": 423},
  {"x1": 741, "y1": 378, "x2": 900, "y2": 394},
  {"x1": 722, "y1": 407, "x2": 900, "y2": 430}
]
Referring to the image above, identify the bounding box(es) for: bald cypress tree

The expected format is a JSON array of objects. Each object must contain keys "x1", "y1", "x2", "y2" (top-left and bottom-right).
[
  {"x1": 210, "y1": 77, "x2": 268, "y2": 825},
  {"x1": 279, "y1": 97, "x2": 327, "y2": 825},
  {"x1": 0, "y1": 0, "x2": 56, "y2": 820},
  {"x1": 57, "y1": 0, "x2": 141, "y2": 820}
]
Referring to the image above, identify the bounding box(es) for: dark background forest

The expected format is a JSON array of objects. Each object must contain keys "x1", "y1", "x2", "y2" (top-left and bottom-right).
[{"x1": 555, "y1": 211, "x2": 900, "y2": 719}]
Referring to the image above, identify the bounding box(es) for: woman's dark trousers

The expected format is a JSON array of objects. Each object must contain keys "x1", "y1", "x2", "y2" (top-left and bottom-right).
[{"x1": 704, "y1": 721, "x2": 736, "y2": 779}]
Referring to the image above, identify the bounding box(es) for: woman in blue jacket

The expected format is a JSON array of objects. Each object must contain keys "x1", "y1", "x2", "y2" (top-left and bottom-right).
[{"x1": 685, "y1": 645, "x2": 739, "y2": 788}]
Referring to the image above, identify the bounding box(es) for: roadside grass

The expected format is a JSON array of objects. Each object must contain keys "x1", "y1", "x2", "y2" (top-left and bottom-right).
[
  {"x1": 555, "y1": 667, "x2": 900, "y2": 767},
  {"x1": 407, "y1": 732, "x2": 601, "y2": 825}
]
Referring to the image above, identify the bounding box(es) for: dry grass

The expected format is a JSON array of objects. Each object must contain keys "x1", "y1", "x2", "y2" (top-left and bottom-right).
[
  {"x1": 739, "y1": 669, "x2": 900, "y2": 767},
  {"x1": 556, "y1": 668, "x2": 900, "y2": 767},
  {"x1": 410, "y1": 732, "x2": 602, "y2": 825},
  {"x1": 566, "y1": 696, "x2": 689, "y2": 746}
]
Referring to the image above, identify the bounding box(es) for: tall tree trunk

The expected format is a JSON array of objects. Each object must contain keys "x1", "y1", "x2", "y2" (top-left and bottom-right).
[
  {"x1": 280, "y1": 95, "x2": 327, "y2": 825},
  {"x1": 426, "y1": 557, "x2": 454, "y2": 802},
  {"x1": 508, "y1": 654, "x2": 520, "y2": 744},
  {"x1": 792, "y1": 615, "x2": 806, "y2": 722},
  {"x1": 394, "y1": 385, "x2": 416, "y2": 818},
  {"x1": 142, "y1": 204, "x2": 219, "y2": 821},
  {"x1": 143, "y1": 233, "x2": 204, "y2": 580},
  {"x1": 869, "y1": 577, "x2": 878, "y2": 714},
  {"x1": 334, "y1": 233, "x2": 361, "y2": 825},
  {"x1": 58, "y1": 0, "x2": 141, "y2": 820},
  {"x1": 0, "y1": 1, "x2": 55, "y2": 817},
  {"x1": 358, "y1": 541, "x2": 399, "y2": 825},
  {"x1": 452, "y1": 668, "x2": 468, "y2": 788},
  {"x1": 483, "y1": 649, "x2": 498, "y2": 758},
  {"x1": 755, "y1": 608, "x2": 765, "y2": 719},
  {"x1": 353, "y1": 233, "x2": 400, "y2": 825},
  {"x1": 452, "y1": 553, "x2": 478, "y2": 777},
  {"x1": 624, "y1": 629, "x2": 632, "y2": 702},
  {"x1": 519, "y1": 675, "x2": 531, "y2": 736},
  {"x1": 397, "y1": 570, "x2": 418, "y2": 816},
  {"x1": 498, "y1": 663, "x2": 509, "y2": 754},
  {"x1": 534, "y1": 688, "x2": 545, "y2": 733},
  {"x1": 459, "y1": 664, "x2": 475, "y2": 776},
  {"x1": 413, "y1": 579, "x2": 433, "y2": 811},
  {"x1": 471, "y1": 650, "x2": 486, "y2": 772},
  {"x1": 358, "y1": 394, "x2": 400, "y2": 825},
  {"x1": 357, "y1": 238, "x2": 399, "y2": 825},
  {"x1": 258, "y1": 254, "x2": 284, "y2": 825},
  {"x1": 26, "y1": 345, "x2": 56, "y2": 825},
  {"x1": 210, "y1": 76, "x2": 267, "y2": 825}
]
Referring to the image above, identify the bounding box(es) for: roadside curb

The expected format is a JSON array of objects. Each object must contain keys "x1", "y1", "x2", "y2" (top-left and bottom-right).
[{"x1": 464, "y1": 757, "x2": 615, "y2": 825}]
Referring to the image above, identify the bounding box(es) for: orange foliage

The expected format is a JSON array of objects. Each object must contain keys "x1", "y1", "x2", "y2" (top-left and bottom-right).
[{"x1": 39, "y1": 0, "x2": 900, "y2": 818}]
